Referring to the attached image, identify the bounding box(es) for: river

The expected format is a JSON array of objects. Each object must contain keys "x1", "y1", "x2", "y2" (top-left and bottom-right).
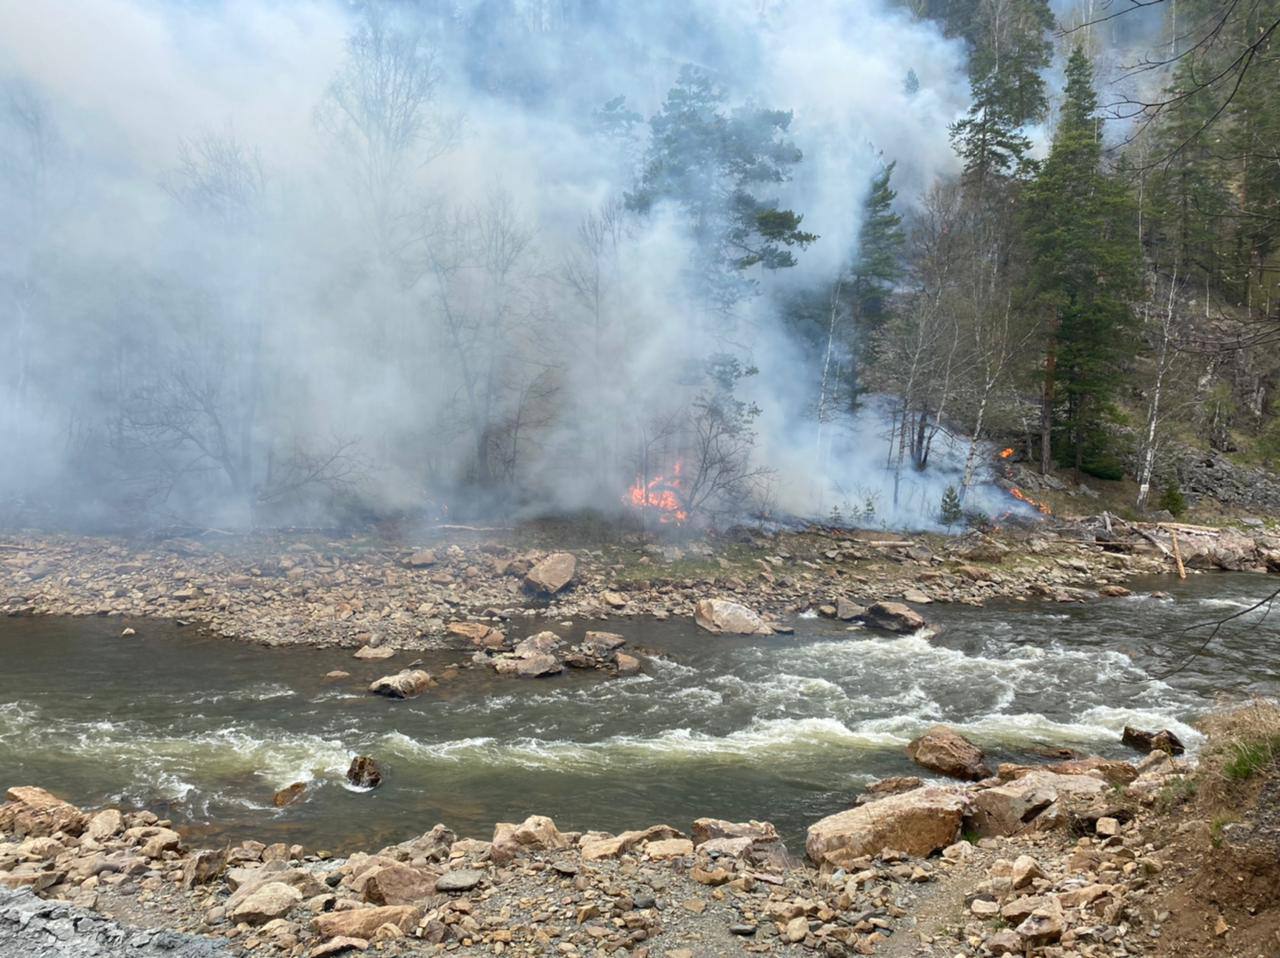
[{"x1": 1, "y1": 572, "x2": 1277, "y2": 852}]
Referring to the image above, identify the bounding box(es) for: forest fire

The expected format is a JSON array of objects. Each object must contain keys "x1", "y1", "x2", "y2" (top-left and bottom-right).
[
  {"x1": 625, "y1": 462, "x2": 689, "y2": 525},
  {"x1": 1007, "y1": 485, "x2": 1052, "y2": 515},
  {"x1": 1000, "y1": 447, "x2": 1015, "y2": 459}
]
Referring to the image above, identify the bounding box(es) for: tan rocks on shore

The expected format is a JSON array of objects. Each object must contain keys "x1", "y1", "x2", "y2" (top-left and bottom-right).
[
  {"x1": 524, "y1": 552, "x2": 577, "y2": 593},
  {"x1": 806, "y1": 786, "x2": 970, "y2": 866}
]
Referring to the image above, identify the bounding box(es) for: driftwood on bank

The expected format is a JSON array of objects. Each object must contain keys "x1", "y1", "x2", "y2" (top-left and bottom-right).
[{"x1": 1082, "y1": 512, "x2": 1276, "y2": 574}]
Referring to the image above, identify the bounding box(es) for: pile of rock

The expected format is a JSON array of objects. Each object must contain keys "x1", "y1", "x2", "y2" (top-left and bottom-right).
[{"x1": 461, "y1": 627, "x2": 643, "y2": 679}]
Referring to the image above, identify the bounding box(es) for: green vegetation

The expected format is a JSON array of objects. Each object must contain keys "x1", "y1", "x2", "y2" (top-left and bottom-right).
[
  {"x1": 1158, "y1": 485, "x2": 1188, "y2": 518},
  {"x1": 1222, "y1": 738, "x2": 1280, "y2": 782},
  {"x1": 939, "y1": 485, "x2": 963, "y2": 529}
]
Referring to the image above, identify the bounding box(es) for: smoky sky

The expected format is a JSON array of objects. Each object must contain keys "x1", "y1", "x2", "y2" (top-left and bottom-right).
[{"x1": 0, "y1": 0, "x2": 1038, "y2": 531}]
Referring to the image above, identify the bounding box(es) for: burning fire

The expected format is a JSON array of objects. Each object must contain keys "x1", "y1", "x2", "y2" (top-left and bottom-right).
[
  {"x1": 995, "y1": 444, "x2": 1051, "y2": 515},
  {"x1": 625, "y1": 461, "x2": 689, "y2": 525},
  {"x1": 1007, "y1": 485, "x2": 1052, "y2": 515}
]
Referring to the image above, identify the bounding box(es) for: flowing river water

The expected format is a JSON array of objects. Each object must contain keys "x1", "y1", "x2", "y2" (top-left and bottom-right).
[{"x1": 2, "y1": 572, "x2": 1278, "y2": 852}]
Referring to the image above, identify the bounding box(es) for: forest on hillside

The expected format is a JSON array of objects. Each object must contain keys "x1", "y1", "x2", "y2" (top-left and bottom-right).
[{"x1": 1, "y1": 0, "x2": 1278, "y2": 532}]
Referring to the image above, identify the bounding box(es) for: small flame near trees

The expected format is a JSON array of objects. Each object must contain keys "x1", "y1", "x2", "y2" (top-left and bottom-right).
[
  {"x1": 1007, "y1": 486, "x2": 1052, "y2": 514},
  {"x1": 995, "y1": 445, "x2": 1052, "y2": 516},
  {"x1": 625, "y1": 461, "x2": 689, "y2": 525}
]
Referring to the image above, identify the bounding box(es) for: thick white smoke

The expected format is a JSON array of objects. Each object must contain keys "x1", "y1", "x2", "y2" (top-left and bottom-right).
[{"x1": 0, "y1": 0, "x2": 987, "y2": 531}]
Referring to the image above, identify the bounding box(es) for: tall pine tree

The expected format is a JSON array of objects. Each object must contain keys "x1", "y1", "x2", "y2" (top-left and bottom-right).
[
  {"x1": 847, "y1": 161, "x2": 906, "y2": 403},
  {"x1": 626, "y1": 65, "x2": 816, "y2": 314},
  {"x1": 948, "y1": 0, "x2": 1055, "y2": 186},
  {"x1": 1025, "y1": 47, "x2": 1140, "y2": 477}
]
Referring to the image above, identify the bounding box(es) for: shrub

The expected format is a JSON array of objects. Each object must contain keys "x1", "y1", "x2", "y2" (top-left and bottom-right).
[
  {"x1": 939, "y1": 485, "x2": 963, "y2": 529},
  {"x1": 1158, "y1": 484, "x2": 1188, "y2": 517}
]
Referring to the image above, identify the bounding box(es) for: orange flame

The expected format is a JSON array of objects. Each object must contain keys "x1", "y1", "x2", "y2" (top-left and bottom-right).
[
  {"x1": 999, "y1": 447, "x2": 1015, "y2": 459},
  {"x1": 625, "y1": 462, "x2": 689, "y2": 525},
  {"x1": 1008, "y1": 486, "x2": 1052, "y2": 515}
]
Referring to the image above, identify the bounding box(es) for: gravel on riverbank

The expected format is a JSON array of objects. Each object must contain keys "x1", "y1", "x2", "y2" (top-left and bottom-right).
[{"x1": 0, "y1": 522, "x2": 1198, "y2": 649}]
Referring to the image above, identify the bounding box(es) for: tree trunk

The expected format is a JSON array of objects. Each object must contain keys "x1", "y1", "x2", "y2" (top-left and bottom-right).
[{"x1": 1040, "y1": 318, "x2": 1058, "y2": 476}]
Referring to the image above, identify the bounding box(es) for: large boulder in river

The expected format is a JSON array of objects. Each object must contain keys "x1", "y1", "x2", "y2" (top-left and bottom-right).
[
  {"x1": 369, "y1": 669, "x2": 433, "y2": 699},
  {"x1": 583, "y1": 631, "x2": 627, "y2": 654},
  {"x1": 515, "y1": 653, "x2": 562, "y2": 677},
  {"x1": 272, "y1": 782, "x2": 307, "y2": 808},
  {"x1": 347, "y1": 756, "x2": 383, "y2": 789},
  {"x1": 907, "y1": 725, "x2": 992, "y2": 780},
  {"x1": 859, "y1": 601, "x2": 926, "y2": 633},
  {"x1": 524, "y1": 553, "x2": 577, "y2": 593},
  {"x1": 513, "y1": 631, "x2": 561, "y2": 657},
  {"x1": 806, "y1": 787, "x2": 970, "y2": 866},
  {"x1": 694, "y1": 598, "x2": 774, "y2": 636},
  {"x1": 1121, "y1": 725, "x2": 1186, "y2": 755}
]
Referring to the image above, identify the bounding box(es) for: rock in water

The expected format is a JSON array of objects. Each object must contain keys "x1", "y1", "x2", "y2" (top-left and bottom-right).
[
  {"x1": 405, "y1": 549, "x2": 436, "y2": 567},
  {"x1": 859, "y1": 601, "x2": 926, "y2": 633},
  {"x1": 582, "y1": 631, "x2": 626, "y2": 654},
  {"x1": 836, "y1": 597, "x2": 866, "y2": 621},
  {"x1": 353, "y1": 644, "x2": 395, "y2": 660},
  {"x1": 854, "y1": 776, "x2": 924, "y2": 805},
  {"x1": 273, "y1": 782, "x2": 307, "y2": 808},
  {"x1": 1121, "y1": 725, "x2": 1186, "y2": 755},
  {"x1": 524, "y1": 553, "x2": 577, "y2": 593},
  {"x1": 907, "y1": 725, "x2": 992, "y2": 780},
  {"x1": 515, "y1": 653, "x2": 562, "y2": 677},
  {"x1": 368, "y1": 669, "x2": 432, "y2": 699},
  {"x1": 693, "y1": 599, "x2": 774, "y2": 635},
  {"x1": 347, "y1": 756, "x2": 383, "y2": 789},
  {"x1": 806, "y1": 787, "x2": 970, "y2": 866},
  {"x1": 512, "y1": 631, "x2": 560, "y2": 656}
]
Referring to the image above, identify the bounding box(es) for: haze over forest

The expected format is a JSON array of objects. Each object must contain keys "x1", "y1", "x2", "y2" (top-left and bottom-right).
[{"x1": 1, "y1": 0, "x2": 1275, "y2": 532}]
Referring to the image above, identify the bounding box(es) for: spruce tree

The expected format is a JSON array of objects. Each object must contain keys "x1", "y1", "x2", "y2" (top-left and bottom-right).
[
  {"x1": 1025, "y1": 47, "x2": 1140, "y2": 477},
  {"x1": 940, "y1": 485, "x2": 963, "y2": 528},
  {"x1": 948, "y1": 0, "x2": 1054, "y2": 185},
  {"x1": 626, "y1": 65, "x2": 816, "y2": 313},
  {"x1": 847, "y1": 161, "x2": 906, "y2": 402},
  {"x1": 1146, "y1": 59, "x2": 1232, "y2": 287}
]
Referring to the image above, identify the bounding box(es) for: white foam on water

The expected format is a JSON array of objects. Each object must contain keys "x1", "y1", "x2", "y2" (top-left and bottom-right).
[
  {"x1": 376, "y1": 716, "x2": 908, "y2": 772},
  {"x1": 644, "y1": 655, "x2": 699, "y2": 678},
  {"x1": 942, "y1": 706, "x2": 1203, "y2": 750}
]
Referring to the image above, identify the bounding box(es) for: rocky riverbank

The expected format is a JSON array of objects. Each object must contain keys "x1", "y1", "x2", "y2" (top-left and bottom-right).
[
  {"x1": 4, "y1": 518, "x2": 1271, "y2": 650},
  {"x1": 1, "y1": 720, "x2": 1234, "y2": 958}
]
